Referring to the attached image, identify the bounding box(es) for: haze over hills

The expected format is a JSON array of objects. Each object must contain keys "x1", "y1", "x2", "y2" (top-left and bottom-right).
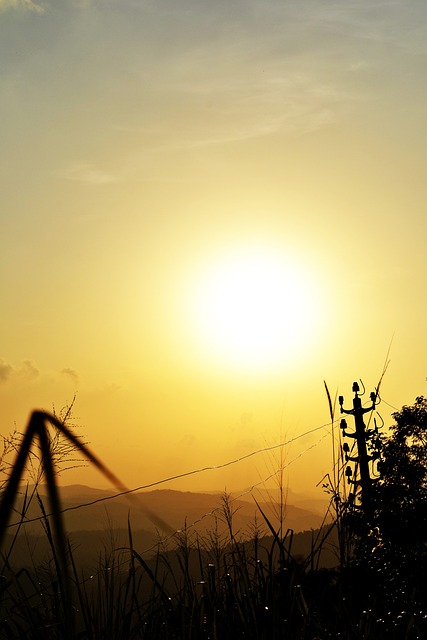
[
  {"x1": 4, "y1": 484, "x2": 333, "y2": 571},
  {"x1": 14, "y1": 484, "x2": 329, "y2": 536}
]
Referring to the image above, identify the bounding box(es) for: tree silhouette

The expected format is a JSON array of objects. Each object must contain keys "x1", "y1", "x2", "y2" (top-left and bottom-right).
[
  {"x1": 344, "y1": 396, "x2": 427, "y2": 624},
  {"x1": 374, "y1": 396, "x2": 427, "y2": 553}
]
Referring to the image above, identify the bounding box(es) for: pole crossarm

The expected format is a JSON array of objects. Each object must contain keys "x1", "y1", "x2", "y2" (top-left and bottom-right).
[{"x1": 339, "y1": 381, "x2": 380, "y2": 516}]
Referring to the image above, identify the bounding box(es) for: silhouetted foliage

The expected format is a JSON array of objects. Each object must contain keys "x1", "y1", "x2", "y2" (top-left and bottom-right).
[
  {"x1": 375, "y1": 396, "x2": 427, "y2": 549},
  {"x1": 346, "y1": 397, "x2": 427, "y2": 553},
  {"x1": 340, "y1": 397, "x2": 427, "y2": 638}
]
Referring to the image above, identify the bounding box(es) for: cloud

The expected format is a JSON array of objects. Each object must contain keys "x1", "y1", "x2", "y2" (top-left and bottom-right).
[
  {"x1": 0, "y1": 359, "x2": 13, "y2": 382},
  {"x1": 0, "y1": 0, "x2": 45, "y2": 13},
  {"x1": 62, "y1": 163, "x2": 120, "y2": 185},
  {"x1": 176, "y1": 433, "x2": 197, "y2": 447},
  {"x1": 0, "y1": 359, "x2": 79, "y2": 386},
  {"x1": 0, "y1": 358, "x2": 40, "y2": 382},
  {"x1": 349, "y1": 61, "x2": 370, "y2": 73},
  {"x1": 60, "y1": 367, "x2": 79, "y2": 386},
  {"x1": 19, "y1": 359, "x2": 40, "y2": 380}
]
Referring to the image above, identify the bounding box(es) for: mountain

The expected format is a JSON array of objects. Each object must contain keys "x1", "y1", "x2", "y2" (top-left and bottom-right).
[
  {"x1": 3, "y1": 484, "x2": 333, "y2": 572},
  {"x1": 11, "y1": 483, "x2": 329, "y2": 536}
]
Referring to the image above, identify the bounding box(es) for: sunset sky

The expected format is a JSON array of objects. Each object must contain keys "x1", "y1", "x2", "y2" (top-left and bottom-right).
[{"x1": 1, "y1": 0, "x2": 427, "y2": 498}]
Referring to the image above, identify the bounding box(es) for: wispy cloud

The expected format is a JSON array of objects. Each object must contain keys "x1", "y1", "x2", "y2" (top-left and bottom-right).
[
  {"x1": 62, "y1": 162, "x2": 120, "y2": 185},
  {"x1": 61, "y1": 367, "x2": 79, "y2": 386},
  {"x1": 0, "y1": 0, "x2": 44, "y2": 13},
  {"x1": 0, "y1": 359, "x2": 13, "y2": 383},
  {"x1": 19, "y1": 359, "x2": 40, "y2": 380},
  {"x1": 118, "y1": 71, "x2": 352, "y2": 163},
  {"x1": 0, "y1": 358, "x2": 40, "y2": 383},
  {"x1": 0, "y1": 359, "x2": 79, "y2": 387},
  {"x1": 176, "y1": 433, "x2": 197, "y2": 447}
]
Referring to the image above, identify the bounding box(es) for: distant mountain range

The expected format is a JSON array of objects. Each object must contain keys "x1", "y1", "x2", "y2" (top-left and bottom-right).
[
  {"x1": 11, "y1": 483, "x2": 329, "y2": 536},
  {"x1": 4, "y1": 484, "x2": 333, "y2": 571}
]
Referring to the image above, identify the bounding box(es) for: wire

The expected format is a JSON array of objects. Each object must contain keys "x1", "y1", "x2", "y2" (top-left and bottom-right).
[
  {"x1": 78, "y1": 426, "x2": 331, "y2": 584},
  {"x1": 6, "y1": 420, "x2": 331, "y2": 530},
  {"x1": 142, "y1": 433, "x2": 329, "y2": 553},
  {"x1": 380, "y1": 398, "x2": 399, "y2": 411},
  {"x1": 175, "y1": 428, "x2": 331, "y2": 537}
]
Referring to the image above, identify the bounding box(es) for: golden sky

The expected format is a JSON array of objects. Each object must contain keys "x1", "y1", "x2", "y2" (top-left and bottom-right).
[{"x1": 1, "y1": 0, "x2": 427, "y2": 497}]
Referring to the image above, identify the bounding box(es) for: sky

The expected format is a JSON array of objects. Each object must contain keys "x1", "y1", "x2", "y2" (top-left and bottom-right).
[{"x1": 1, "y1": 0, "x2": 427, "y2": 499}]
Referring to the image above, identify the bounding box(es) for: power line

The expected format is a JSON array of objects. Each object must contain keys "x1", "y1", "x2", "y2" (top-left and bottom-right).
[
  {"x1": 78, "y1": 427, "x2": 331, "y2": 585},
  {"x1": 173, "y1": 428, "x2": 331, "y2": 538},
  {"x1": 6, "y1": 419, "x2": 331, "y2": 530},
  {"x1": 380, "y1": 398, "x2": 399, "y2": 411}
]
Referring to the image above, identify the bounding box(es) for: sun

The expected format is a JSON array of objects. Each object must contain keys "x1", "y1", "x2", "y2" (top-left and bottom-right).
[{"x1": 191, "y1": 246, "x2": 320, "y2": 372}]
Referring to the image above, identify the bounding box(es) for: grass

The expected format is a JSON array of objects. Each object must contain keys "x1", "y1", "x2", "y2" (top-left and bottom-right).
[{"x1": 0, "y1": 408, "x2": 426, "y2": 639}]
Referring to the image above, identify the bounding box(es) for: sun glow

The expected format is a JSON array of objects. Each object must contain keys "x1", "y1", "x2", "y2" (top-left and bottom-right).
[{"x1": 192, "y1": 247, "x2": 320, "y2": 372}]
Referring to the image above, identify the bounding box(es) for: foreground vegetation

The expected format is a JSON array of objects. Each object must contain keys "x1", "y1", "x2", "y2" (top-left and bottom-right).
[{"x1": 0, "y1": 395, "x2": 426, "y2": 638}]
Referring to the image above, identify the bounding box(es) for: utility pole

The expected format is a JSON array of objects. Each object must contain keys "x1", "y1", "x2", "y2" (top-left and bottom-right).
[{"x1": 339, "y1": 382, "x2": 378, "y2": 516}]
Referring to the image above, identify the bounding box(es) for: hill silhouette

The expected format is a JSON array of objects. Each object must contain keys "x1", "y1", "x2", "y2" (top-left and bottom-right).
[
  {"x1": 4, "y1": 484, "x2": 331, "y2": 570},
  {"x1": 12, "y1": 484, "x2": 327, "y2": 535}
]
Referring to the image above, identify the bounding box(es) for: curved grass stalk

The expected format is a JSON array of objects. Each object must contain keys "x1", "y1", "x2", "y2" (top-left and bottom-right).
[{"x1": 0, "y1": 409, "x2": 129, "y2": 639}]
